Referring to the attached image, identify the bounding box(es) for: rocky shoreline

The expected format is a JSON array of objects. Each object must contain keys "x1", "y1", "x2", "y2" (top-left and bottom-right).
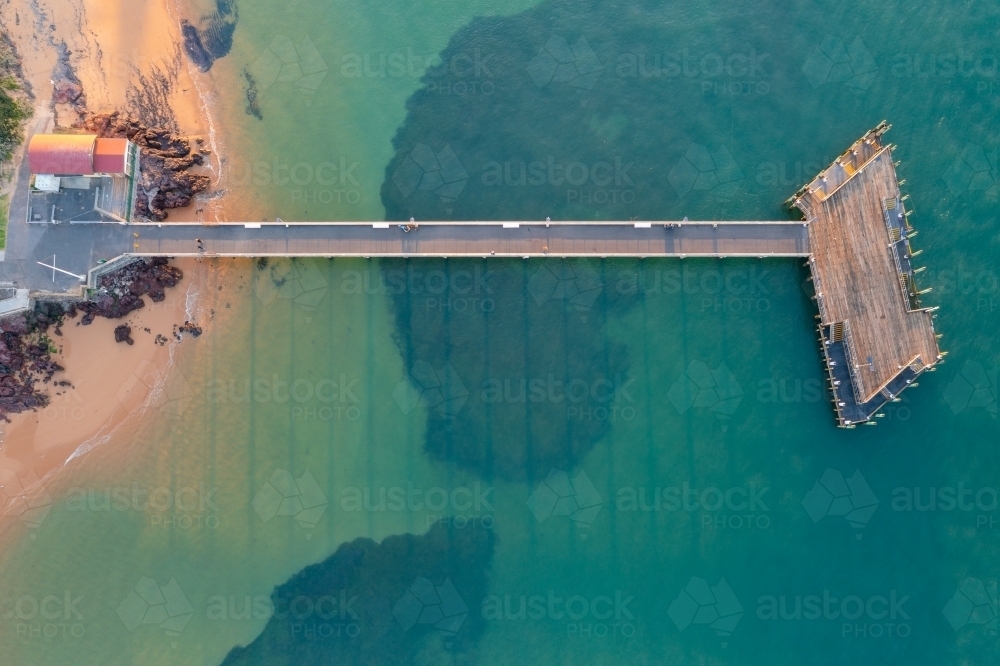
[
  {"x1": 75, "y1": 112, "x2": 211, "y2": 220},
  {"x1": 0, "y1": 258, "x2": 188, "y2": 422},
  {"x1": 81, "y1": 256, "x2": 184, "y2": 321}
]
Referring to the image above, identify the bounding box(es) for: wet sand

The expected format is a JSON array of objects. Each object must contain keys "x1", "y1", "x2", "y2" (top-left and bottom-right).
[
  {"x1": 0, "y1": 258, "x2": 201, "y2": 482},
  {"x1": 1, "y1": 0, "x2": 203, "y2": 129}
]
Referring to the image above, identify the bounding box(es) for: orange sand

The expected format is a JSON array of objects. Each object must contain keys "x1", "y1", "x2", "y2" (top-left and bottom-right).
[{"x1": 0, "y1": 258, "x2": 201, "y2": 484}]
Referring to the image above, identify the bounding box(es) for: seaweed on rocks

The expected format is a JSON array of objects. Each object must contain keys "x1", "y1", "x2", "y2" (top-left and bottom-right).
[
  {"x1": 51, "y1": 41, "x2": 85, "y2": 114},
  {"x1": 220, "y1": 521, "x2": 494, "y2": 665},
  {"x1": 0, "y1": 302, "x2": 74, "y2": 422},
  {"x1": 77, "y1": 111, "x2": 210, "y2": 220}
]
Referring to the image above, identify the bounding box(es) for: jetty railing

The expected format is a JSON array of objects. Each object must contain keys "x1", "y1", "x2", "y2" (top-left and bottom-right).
[
  {"x1": 881, "y1": 195, "x2": 926, "y2": 312},
  {"x1": 840, "y1": 319, "x2": 867, "y2": 405},
  {"x1": 807, "y1": 256, "x2": 828, "y2": 321},
  {"x1": 86, "y1": 255, "x2": 143, "y2": 290}
]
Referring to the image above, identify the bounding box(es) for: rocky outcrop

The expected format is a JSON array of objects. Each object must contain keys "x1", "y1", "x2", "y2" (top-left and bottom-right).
[
  {"x1": 79, "y1": 257, "x2": 184, "y2": 323},
  {"x1": 114, "y1": 325, "x2": 134, "y2": 345},
  {"x1": 0, "y1": 258, "x2": 187, "y2": 421},
  {"x1": 0, "y1": 303, "x2": 67, "y2": 422},
  {"x1": 51, "y1": 42, "x2": 86, "y2": 115},
  {"x1": 177, "y1": 322, "x2": 202, "y2": 338},
  {"x1": 77, "y1": 112, "x2": 210, "y2": 220}
]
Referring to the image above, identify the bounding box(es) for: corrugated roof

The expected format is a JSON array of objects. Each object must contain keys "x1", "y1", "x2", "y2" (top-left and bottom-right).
[
  {"x1": 28, "y1": 134, "x2": 97, "y2": 175},
  {"x1": 93, "y1": 138, "x2": 129, "y2": 174}
]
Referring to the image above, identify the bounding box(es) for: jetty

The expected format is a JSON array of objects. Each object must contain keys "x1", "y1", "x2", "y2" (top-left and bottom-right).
[
  {"x1": 0, "y1": 122, "x2": 941, "y2": 427},
  {"x1": 786, "y1": 121, "x2": 942, "y2": 426}
]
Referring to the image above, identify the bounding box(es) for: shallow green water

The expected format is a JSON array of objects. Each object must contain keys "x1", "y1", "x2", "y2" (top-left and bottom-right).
[{"x1": 2, "y1": 0, "x2": 999, "y2": 663}]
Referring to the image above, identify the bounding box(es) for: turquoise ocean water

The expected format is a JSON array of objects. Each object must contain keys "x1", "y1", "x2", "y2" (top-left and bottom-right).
[{"x1": 0, "y1": 0, "x2": 998, "y2": 663}]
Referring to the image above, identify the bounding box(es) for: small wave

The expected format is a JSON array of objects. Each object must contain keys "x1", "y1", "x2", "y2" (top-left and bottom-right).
[
  {"x1": 185, "y1": 277, "x2": 201, "y2": 322},
  {"x1": 64, "y1": 433, "x2": 112, "y2": 465},
  {"x1": 62, "y1": 339, "x2": 181, "y2": 472}
]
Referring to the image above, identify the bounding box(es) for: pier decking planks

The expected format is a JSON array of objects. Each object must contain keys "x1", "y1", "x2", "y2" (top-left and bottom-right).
[{"x1": 790, "y1": 123, "x2": 940, "y2": 420}]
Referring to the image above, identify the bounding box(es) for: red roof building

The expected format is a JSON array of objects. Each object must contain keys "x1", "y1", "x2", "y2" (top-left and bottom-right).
[
  {"x1": 93, "y1": 138, "x2": 131, "y2": 174},
  {"x1": 26, "y1": 133, "x2": 139, "y2": 223},
  {"x1": 28, "y1": 134, "x2": 135, "y2": 176},
  {"x1": 28, "y1": 134, "x2": 96, "y2": 174}
]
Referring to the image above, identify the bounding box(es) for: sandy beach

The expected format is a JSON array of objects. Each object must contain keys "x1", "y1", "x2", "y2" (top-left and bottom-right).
[
  {"x1": 0, "y1": 258, "x2": 198, "y2": 478},
  {"x1": 0, "y1": 0, "x2": 205, "y2": 130},
  {"x1": 0, "y1": 0, "x2": 234, "y2": 545}
]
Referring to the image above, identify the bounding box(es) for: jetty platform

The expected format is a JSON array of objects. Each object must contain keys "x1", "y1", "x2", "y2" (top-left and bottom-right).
[
  {"x1": 787, "y1": 122, "x2": 942, "y2": 426},
  {"x1": 0, "y1": 121, "x2": 941, "y2": 427}
]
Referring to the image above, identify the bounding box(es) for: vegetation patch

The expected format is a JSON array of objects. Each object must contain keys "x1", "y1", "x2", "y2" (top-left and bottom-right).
[
  {"x1": 0, "y1": 33, "x2": 31, "y2": 162},
  {"x1": 0, "y1": 193, "x2": 8, "y2": 250}
]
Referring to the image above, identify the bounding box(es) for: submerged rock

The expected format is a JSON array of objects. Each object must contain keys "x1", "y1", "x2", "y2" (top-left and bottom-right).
[{"x1": 180, "y1": 20, "x2": 213, "y2": 72}]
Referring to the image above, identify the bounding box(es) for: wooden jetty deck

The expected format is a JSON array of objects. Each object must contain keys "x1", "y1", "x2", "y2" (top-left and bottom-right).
[
  {"x1": 787, "y1": 122, "x2": 942, "y2": 427},
  {"x1": 70, "y1": 122, "x2": 939, "y2": 429}
]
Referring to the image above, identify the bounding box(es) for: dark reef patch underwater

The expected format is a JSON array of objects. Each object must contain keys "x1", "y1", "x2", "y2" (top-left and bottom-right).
[
  {"x1": 220, "y1": 522, "x2": 495, "y2": 664},
  {"x1": 377, "y1": 0, "x2": 807, "y2": 483},
  {"x1": 378, "y1": 0, "x2": 819, "y2": 225},
  {"x1": 383, "y1": 257, "x2": 641, "y2": 481},
  {"x1": 182, "y1": 0, "x2": 238, "y2": 72}
]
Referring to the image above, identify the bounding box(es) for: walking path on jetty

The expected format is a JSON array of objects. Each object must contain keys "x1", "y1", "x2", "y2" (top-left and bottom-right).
[
  {"x1": 0, "y1": 121, "x2": 942, "y2": 427},
  {"x1": 0, "y1": 219, "x2": 808, "y2": 293},
  {"x1": 132, "y1": 219, "x2": 810, "y2": 259}
]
